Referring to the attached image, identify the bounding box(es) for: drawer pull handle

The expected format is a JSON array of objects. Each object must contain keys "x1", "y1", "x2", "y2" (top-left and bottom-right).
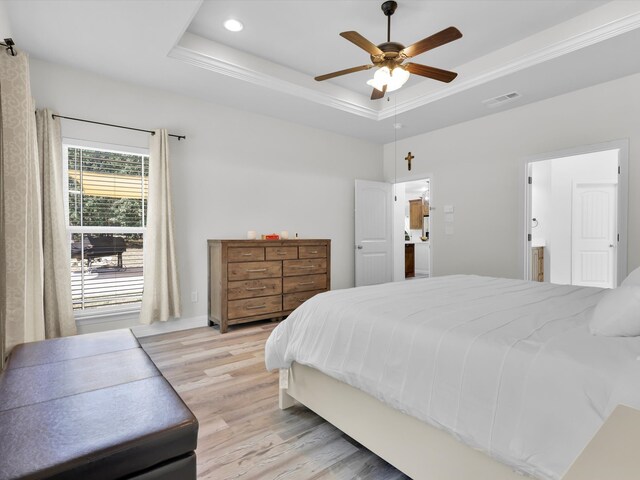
[
  {"x1": 309, "y1": 250, "x2": 318, "y2": 254},
  {"x1": 247, "y1": 268, "x2": 267, "y2": 272},
  {"x1": 298, "y1": 281, "x2": 314, "y2": 286},
  {"x1": 246, "y1": 286, "x2": 267, "y2": 291},
  {"x1": 292, "y1": 266, "x2": 317, "y2": 269},
  {"x1": 241, "y1": 253, "x2": 253, "y2": 256},
  {"x1": 246, "y1": 305, "x2": 266, "y2": 310},
  {"x1": 276, "y1": 252, "x2": 288, "y2": 255}
]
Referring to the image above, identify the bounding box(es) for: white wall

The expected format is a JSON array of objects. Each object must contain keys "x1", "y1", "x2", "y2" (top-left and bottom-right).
[
  {"x1": 29, "y1": 58, "x2": 382, "y2": 330},
  {"x1": 0, "y1": 1, "x2": 11, "y2": 38},
  {"x1": 383, "y1": 71, "x2": 640, "y2": 280}
]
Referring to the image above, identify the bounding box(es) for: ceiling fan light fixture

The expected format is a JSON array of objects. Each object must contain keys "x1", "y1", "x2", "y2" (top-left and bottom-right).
[
  {"x1": 366, "y1": 65, "x2": 410, "y2": 93},
  {"x1": 388, "y1": 66, "x2": 410, "y2": 91},
  {"x1": 366, "y1": 79, "x2": 383, "y2": 91},
  {"x1": 375, "y1": 66, "x2": 391, "y2": 83},
  {"x1": 394, "y1": 66, "x2": 410, "y2": 83},
  {"x1": 366, "y1": 66, "x2": 390, "y2": 91}
]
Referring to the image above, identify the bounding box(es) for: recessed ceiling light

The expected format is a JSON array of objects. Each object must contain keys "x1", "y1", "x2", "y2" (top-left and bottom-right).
[{"x1": 224, "y1": 19, "x2": 243, "y2": 32}]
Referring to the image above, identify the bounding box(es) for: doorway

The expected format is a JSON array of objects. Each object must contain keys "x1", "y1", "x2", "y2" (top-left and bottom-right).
[
  {"x1": 354, "y1": 179, "x2": 393, "y2": 287},
  {"x1": 393, "y1": 178, "x2": 431, "y2": 281},
  {"x1": 524, "y1": 141, "x2": 628, "y2": 288}
]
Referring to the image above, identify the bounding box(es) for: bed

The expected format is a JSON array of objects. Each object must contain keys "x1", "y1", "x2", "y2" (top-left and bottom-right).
[{"x1": 265, "y1": 275, "x2": 640, "y2": 480}]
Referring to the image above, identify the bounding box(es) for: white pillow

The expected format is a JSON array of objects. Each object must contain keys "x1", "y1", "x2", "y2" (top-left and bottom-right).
[
  {"x1": 590, "y1": 286, "x2": 640, "y2": 337},
  {"x1": 622, "y1": 266, "x2": 640, "y2": 287}
]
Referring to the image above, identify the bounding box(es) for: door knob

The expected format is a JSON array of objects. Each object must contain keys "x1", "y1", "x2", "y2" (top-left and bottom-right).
[
  {"x1": 357, "y1": 245, "x2": 363, "y2": 250},
  {"x1": 609, "y1": 244, "x2": 614, "y2": 248}
]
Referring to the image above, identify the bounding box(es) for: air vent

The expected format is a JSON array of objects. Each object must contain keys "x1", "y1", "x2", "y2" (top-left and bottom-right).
[{"x1": 482, "y1": 91, "x2": 521, "y2": 108}]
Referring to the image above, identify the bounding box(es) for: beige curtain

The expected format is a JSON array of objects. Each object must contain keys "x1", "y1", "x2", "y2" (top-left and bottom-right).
[
  {"x1": 35, "y1": 110, "x2": 76, "y2": 338},
  {"x1": 140, "y1": 129, "x2": 181, "y2": 324},
  {"x1": 0, "y1": 51, "x2": 45, "y2": 368}
]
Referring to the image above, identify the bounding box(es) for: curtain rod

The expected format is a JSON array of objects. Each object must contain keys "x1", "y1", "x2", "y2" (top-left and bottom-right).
[
  {"x1": 52, "y1": 114, "x2": 186, "y2": 141},
  {"x1": 1, "y1": 38, "x2": 17, "y2": 56}
]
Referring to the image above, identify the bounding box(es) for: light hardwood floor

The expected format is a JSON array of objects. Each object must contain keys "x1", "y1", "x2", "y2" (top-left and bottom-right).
[{"x1": 139, "y1": 322, "x2": 409, "y2": 480}]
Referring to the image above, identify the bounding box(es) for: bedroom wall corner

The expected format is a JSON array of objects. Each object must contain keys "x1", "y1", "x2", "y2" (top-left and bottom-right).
[{"x1": 383, "y1": 71, "x2": 640, "y2": 280}]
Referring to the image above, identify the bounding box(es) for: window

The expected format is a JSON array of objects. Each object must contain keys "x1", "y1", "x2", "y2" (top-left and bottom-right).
[{"x1": 64, "y1": 141, "x2": 149, "y2": 311}]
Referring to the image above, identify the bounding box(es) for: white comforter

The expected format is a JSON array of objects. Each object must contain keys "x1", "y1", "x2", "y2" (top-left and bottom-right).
[{"x1": 265, "y1": 275, "x2": 640, "y2": 479}]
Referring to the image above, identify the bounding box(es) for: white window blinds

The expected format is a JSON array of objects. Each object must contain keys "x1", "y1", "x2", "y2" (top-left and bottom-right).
[{"x1": 65, "y1": 144, "x2": 149, "y2": 310}]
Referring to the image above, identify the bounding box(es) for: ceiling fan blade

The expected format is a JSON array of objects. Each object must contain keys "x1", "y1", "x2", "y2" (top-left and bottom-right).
[
  {"x1": 405, "y1": 63, "x2": 458, "y2": 83},
  {"x1": 401, "y1": 26, "x2": 462, "y2": 58},
  {"x1": 315, "y1": 64, "x2": 373, "y2": 82},
  {"x1": 371, "y1": 84, "x2": 387, "y2": 100},
  {"x1": 340, "y1": 31, "x2": 384, "y2": 57}
]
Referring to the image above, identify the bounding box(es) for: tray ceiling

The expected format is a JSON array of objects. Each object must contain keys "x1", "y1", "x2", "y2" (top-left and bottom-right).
[{"x1": 6, "y1": 0, "x2": 640, "y2": 143}]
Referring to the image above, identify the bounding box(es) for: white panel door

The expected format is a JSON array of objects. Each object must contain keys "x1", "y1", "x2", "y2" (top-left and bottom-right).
[
  {"x1": 355, "y1": 179, "x2": 392, "y2": 287},
  {"x1": 572, "y1": 183, "x2": 617, "y2": 288}
]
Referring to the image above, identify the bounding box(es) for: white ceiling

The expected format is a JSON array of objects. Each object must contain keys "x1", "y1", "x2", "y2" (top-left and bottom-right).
[
  {"x1": 188, "y1": 0, "x2": 606, "y2": 95},
  {"x1": 5, "y1": 0, "x2": 640, "y2": 144}
]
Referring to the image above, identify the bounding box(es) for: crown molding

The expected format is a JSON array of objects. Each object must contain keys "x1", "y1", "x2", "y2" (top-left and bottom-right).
[
  {"x1": 170, "y1": 8, "x2": 640, "y2": 122},
  {"x1": 169, "y1": 42, "x2": 379, "y2": 120},
  {"x1": 378, "y1": 10, "x2": 640, "y2": 119}
]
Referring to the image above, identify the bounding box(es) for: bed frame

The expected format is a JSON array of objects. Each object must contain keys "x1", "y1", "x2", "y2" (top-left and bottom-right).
[{"x1": 279, "y1": 362, "x2": 523, "y2": 480}]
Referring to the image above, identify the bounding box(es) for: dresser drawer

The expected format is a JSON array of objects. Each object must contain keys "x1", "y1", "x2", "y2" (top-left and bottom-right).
[
  {"x1": 228, "y1": 261, "x2": 282, "y2": 281},
  {"x1": 283, "y1": 274, "x2": 327, "y2": 293},
  {"x1": 265, "y1": 246, "x2": 298, "y2": 260},
  {"x1": 298, "y1": 245, "x2": 327, "y2": 259},
  {"x1": 228, "y1": 295, "x2": 282, "y2": 320},
  {"x1": 283, "y1": 290, "x2": 325, "y2": 311},
  {"x1": 283, "y1": 258, "x2": 327, "y2": 276},
  {"x1": 227, "y1": 278, "x2": 282, "y2": 300},
  {"x1": 228, "y1": 247, "x2": 265, "y2": 262}
]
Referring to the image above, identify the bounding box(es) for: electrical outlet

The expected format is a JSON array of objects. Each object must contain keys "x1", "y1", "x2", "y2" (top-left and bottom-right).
[{"x1": 191, "y1": 291, "x2": 198, "y2": 303}]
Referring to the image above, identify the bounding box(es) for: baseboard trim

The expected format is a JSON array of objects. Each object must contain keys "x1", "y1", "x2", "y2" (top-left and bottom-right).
[
  {"x1": 132, "y1": 316, "x2": 209, "y2": 338},
  {"x1": 76, "y1": 314, "x2": 209, "y2": 337}
]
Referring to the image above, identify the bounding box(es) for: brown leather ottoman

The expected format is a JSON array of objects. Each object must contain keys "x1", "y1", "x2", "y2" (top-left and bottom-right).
[{"x1": 0, "y1": 330, "x2": 198, "y2": 480}]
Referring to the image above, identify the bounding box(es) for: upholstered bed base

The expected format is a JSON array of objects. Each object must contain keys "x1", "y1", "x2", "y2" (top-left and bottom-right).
[{"x1": 279, "y1": 362, "x2": 523, "y2": 480}]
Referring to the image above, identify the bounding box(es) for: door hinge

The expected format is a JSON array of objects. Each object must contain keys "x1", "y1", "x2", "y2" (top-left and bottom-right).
[
  {"x1": 618, "y1": 166, "x2": 621, "y2": 175},
  {"x1": 528, "y1": 176, "x2": 532, "y2": 185},
  {"x1": 528, "y1": 233, "x2": 532, "y2": 241},
  {"x1": 618, "y1": 234, "x2": 620, "y2": 242}
]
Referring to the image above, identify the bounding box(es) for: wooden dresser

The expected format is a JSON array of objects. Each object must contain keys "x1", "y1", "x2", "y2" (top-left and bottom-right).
[{"x1": 207, "y1": 239, "x2": 331, "y2": 333}]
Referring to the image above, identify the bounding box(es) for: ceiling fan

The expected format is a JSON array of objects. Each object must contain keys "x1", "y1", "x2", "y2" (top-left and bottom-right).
[{"x1": 315, "y1": 1, "x2": 462, "y2": 100}]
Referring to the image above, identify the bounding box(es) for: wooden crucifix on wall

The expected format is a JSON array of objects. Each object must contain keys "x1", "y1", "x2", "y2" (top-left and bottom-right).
[{"x1": 405, "y1": 152, "x2": 414, "y2": 171}]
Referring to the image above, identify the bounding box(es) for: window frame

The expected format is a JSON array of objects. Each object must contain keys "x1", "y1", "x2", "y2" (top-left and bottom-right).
[{"x1": 63, "y1": 138, "x2": 150, "y2": 319}]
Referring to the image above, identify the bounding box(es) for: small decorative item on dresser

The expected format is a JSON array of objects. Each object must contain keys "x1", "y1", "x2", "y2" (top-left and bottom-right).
[
  {"x1": 207, "y1": 239, "x2": 331, "y2": 333},
  {"x1": 262, "y1": 233, "x2": 280, "y2": 240},
  {"x1": 280, "y1": 231, "x2": 289, "y2": 239},
  {"x1": 247, "y1": 230, "x2": 257, "y2": 240}
]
